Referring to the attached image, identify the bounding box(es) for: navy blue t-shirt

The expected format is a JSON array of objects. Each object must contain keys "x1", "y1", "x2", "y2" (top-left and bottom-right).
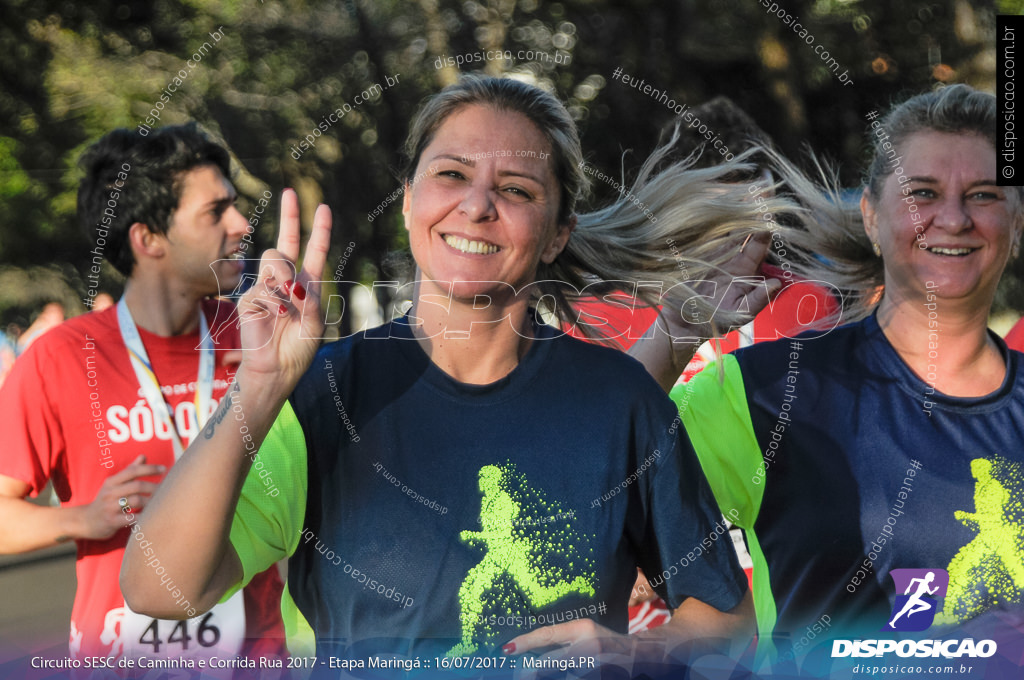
[
  {"x1": 678, "y1": 313, "x2": 1024, "y2": 640},
  {"x1": 231, "y1": 316, "x2": 746, "y2": 659}
]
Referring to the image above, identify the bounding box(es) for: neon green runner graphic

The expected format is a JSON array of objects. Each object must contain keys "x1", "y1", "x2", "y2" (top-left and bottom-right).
[
  {"x1": 936, "y1": 457, "x2": 1024, "y2": 625},
  {"x1": 447, "y1": 464, "x2": 595, "y2": 656}
]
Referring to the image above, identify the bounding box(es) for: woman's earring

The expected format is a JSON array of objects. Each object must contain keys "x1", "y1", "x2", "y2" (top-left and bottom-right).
[{"x1": 872, "y1": 242, "x2": 882, "y2": 257}]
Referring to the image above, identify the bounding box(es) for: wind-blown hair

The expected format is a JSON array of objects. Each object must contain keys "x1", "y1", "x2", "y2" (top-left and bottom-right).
[
  {"x1": 567, "y1": 136, "x2": 827, "y2": 333},
  {"x1": 400, "y1": 74, "x2": 828, "y2": 337}
]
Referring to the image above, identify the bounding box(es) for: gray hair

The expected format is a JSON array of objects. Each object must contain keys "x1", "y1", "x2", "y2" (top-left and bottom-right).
[
  {"x1": 866, "y1": 84, "x2": 1003, "y2": 202},
  {"x1": 783, "y1": 84, "x2": 1023, "y2": 323}
]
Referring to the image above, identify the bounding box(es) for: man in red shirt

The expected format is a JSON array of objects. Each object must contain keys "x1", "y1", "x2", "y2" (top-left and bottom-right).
[{"x1": 0, "y1": 124, "x2": 285, "y2": 665}]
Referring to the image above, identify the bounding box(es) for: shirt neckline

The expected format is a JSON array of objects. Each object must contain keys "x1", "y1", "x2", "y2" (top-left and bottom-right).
[
  {"x1": 387, "y1": 313, "x2": 558, "y2": 403},
  {"x1": 862, "y1": 311, "x2": 1017, "y2": 412}
]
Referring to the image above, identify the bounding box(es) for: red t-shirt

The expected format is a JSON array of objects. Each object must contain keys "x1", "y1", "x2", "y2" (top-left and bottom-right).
[
  {"x1": 678, "y1": 275, "x2": 840, "y2": 382},
  {"x1": 568, "y1": 275, "x2": 839, "y2": 382},
  {"x1": 0, "y1": 299, "x2": 285, "y2": 661}
]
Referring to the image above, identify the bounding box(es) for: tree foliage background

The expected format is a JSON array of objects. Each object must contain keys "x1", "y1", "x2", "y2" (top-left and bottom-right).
[{"x1": 0, "y1": 0, "x2": 1017, "y2": 334}]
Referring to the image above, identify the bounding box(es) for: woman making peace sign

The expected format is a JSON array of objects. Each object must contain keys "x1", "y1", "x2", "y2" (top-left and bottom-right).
[{"x1": 122, "y1": 76, "x2": 771, "y2": 665}]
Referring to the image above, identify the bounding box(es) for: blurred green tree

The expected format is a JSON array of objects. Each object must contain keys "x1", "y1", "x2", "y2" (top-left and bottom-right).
[{"x1": 0, "y1": 0, "x2": 1010, "y2": 333}]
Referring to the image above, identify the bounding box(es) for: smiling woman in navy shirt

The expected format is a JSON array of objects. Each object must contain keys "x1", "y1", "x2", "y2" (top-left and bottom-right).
[
  {"x1": 677, "y1": 85, "x2": 1024, "y2": 649},
  {"x1": 121, "y1": 75, "x2": 757, "y2": 665}
]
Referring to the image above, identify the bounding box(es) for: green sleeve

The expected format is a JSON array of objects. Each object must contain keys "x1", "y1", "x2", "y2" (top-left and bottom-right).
[
  {"x1": 671, "y1": 355, "x2": 763, "y2": 529},
  {"x1": 222, "y1": 400, "x2": 308, "y2": 598},
  {"x1": 670, "y1": 355, "x2": 778, "y2": 647}
]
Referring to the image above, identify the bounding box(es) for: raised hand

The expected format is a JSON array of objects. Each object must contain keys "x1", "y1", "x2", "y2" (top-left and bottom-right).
[
  {"x1": 235, "y1": 189, "x2": 332, "y2": 392},
  {"x1": 629, "y1": 230, "x2": 781, "y2": 392},
  {"x1": 707, "y1": 232, "x2": 780, "y2": 325},
  {"x1": 665, "y1": 232, "x2": 780, "y2": 335}
]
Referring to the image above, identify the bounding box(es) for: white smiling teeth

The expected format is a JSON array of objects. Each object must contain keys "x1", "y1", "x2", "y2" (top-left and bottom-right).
[
  {"x1": 928, "y1": 247, "x2": 974, "y2": 256},
  {"x1": 444, "y1": 234, "x2": 499, "y2": 254}
]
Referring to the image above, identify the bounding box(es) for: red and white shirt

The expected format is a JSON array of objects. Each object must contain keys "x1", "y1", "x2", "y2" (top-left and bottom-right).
[{"x1": 0, "y1": 299, "x2": 285, "y2": 662}]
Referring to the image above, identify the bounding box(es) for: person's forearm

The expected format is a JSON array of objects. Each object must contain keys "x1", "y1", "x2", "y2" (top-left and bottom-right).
[
  {"x1": 0, "y1": 498, "x2": 88, "y2": 553},
  {"x1": 120, "y1": 371, "x2": 288, "y2": 618},
  {"x1": 646, "y1": 591, "x2": 755, "y2": 654},
  {"x1": 628, "y1": 314, "x2": 708, "y2": 393}
]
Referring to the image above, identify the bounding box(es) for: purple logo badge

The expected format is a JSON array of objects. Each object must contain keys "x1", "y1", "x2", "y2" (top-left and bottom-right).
[{"x1": 883, "y1": 569, "x2": 949, "y2": 632}]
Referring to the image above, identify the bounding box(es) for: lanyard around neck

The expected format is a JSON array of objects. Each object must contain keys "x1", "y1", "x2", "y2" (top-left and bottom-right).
[{"x1": 116, "y1": 297, "x2": 214, "y2": 459}]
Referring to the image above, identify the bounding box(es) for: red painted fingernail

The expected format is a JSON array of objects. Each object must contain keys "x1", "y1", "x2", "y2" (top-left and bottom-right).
[
  {"x1": 282, "y1": 280, "x2": 293, "y2": 295},
  {"x1": 279, "y1": 304, "x2": 288, "y2": 315},
  {"x1": 502, "y1": 643, "x2": 515, "y2": 655},
  {"x1": 294, "y1": 282, "x2": 307, "y2": 300}
]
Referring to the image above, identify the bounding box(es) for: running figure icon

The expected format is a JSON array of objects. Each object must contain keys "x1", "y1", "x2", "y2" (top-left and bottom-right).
[
  {"x1": 447, "y1": 464, "x2": 595, "y2": 656},
  {"x1": 888, "y1": 572, "x2": 939, "y2": 628},
  {"x1": 936, "y1": 458, "x2": 1024, "y2": 624}
]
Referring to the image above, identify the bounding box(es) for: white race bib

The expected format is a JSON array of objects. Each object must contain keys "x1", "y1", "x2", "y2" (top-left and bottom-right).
[{"x1": 116, "y1": 590, "x2": 246, "y2": 661}]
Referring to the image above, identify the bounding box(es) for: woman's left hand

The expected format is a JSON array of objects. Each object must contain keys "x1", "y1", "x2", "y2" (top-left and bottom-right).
[
  {"x1": 504, "y1": 619, "x2": 633, "y2": 678},
  {"x1": 709, "y1": 231, "x2": 781, "y2": 320}
]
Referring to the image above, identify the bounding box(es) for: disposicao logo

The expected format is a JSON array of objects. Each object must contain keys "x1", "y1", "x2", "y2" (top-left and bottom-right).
[
  {"x1": 831, "y1": 568, "x2": 997, "y2": 659},
  {"x1": 883, "y1": 568, "x2": 948, "y2": 632}
]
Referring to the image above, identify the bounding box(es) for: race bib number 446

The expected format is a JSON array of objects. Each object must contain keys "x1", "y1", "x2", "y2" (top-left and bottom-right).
[{"x1": 106, "y1": 591, "x2": 245, "y2": 660}]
